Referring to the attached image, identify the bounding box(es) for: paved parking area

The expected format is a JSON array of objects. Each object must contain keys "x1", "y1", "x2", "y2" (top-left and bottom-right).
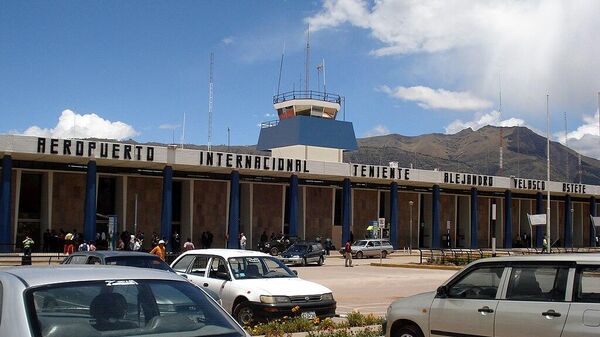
[{"x1": 292, "y1": 253, "x2": 458, "y2": 317}]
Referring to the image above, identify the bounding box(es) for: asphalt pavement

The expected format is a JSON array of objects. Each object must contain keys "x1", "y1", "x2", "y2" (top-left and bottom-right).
[{"x1": 292, "y1": 253, "x2": 458, "y2": 317}]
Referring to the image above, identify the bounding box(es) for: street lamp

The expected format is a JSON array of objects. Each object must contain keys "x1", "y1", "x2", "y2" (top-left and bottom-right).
[{"x1": 409, "y1": 201, "x2": 414, "y2": 255}]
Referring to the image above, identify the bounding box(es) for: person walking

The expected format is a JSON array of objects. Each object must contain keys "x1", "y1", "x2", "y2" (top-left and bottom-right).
[
  {"x1": 150, "y1": 240, "x2": 166, "y2": 261},
  {"x1": 240, "y1": 233, "x2": 247, "y2": 250},
  {"x1": 344, "y1": 240, "x2": 353, "y2": 267}
]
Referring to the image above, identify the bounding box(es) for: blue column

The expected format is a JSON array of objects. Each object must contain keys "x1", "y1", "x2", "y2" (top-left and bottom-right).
[
  {"x1": 535, "y1": 192, "x2": 544, "y2": 248},
  {"x1": 228, "y1": 171, "x2": 240, "y2": 249},
  {"x1": 83, "y1": 160, "x2": 97, "y2": 242},
  {"x1": 389, "y1": 182, "x2": 398, "y2": 249},
  {"x1": 564, "y1": 195, "x2": 572, "y2": 248},
  {"x1": 160, "y1": 166, "x2": 173, "y2": 251},
  {"x1": 470, "y1": 188, "x2": 478, "y2": 248},
  {"x1": 341, "y1": 178, "x2": 351, "y2": 247},
  {"x1": 0, "y1": 155, "x2": 12, "y2": 253},
  {"x1": 504, "y1": 190, "x2": 513, "y2": 248},
  {"x1": 590, "y1": 197, "x2": 596, "y2": 247},
  {"x1": 289, "y1": 175, "x2": 299, "y2": 238},
  {"x1": 432, "y1": 185, "x2": 441, "y2": 249}
]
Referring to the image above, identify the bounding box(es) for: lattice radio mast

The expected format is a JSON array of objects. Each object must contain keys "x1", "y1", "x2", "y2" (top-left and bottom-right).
[
  {"x1": 208, "y1": 52, "x2": 214, "y2": 151},
  {"x1": 305, "y1": 25, "x2": 310, "y2": 92}
]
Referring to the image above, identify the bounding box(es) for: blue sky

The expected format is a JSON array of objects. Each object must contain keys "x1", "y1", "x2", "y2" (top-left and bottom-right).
[{"x1": 2, "y1": 1, "x2": 600, "y2": 158}]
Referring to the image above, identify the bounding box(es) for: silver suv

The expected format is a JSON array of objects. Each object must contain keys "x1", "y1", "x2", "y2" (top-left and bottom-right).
[
  {"x1": 384, "y1": 254, "x2": 600, "y2": 337},
  {"x1": 348, "y1": 239, "x2": 394, "y2": 259}
]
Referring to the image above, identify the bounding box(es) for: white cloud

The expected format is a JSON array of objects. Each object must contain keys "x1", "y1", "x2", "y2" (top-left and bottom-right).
[
  {"x1": 222, "y1": 36, "x2": 234, "y2": 45},
  {"x1": 363, "y1": 124, "x2": 391, "y2": 137},
  {"x1": 159, "y1": 124, "x2": 180, "y2": 130},
  {"x1": 380, "y1": 85, "x2": 492, "y2": 110},
  {"x1": 555, "y1": 109, "x2": 600, "y2": 158},
  {"x1": 445, "y1": 110, "x2": 525, "y2": 134},
  {"x1": 308, "y1": 1, "x2": 600, "y2": 121},
  {"x1": 22, "y1": 109, "x2": 139, "y2": 140}
]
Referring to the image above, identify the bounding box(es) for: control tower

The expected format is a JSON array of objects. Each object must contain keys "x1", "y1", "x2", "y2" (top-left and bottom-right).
[{"x1": 257, "y1": 91, "x2": 357, "y2": 163}]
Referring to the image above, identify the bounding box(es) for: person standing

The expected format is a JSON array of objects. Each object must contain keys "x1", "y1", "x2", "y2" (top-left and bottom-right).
[
  {"x1": 150, "y1": 240, "x2": 167, "y2": 261},
  {"x1": 344, "y1": 240, "x2": 353, "y2": 267},
  {"x1": 240, "y1": 233, "x2": 247, "y2": 250},
  {"x1": 23, "y1": 235, "x2": 34, "y2": 256},
  {"x1": 542, "y1": 237, "x2": 549, "y2": 254},
  {"x1": 183, "y1": 238, "x2": 195, "y2": 251}
]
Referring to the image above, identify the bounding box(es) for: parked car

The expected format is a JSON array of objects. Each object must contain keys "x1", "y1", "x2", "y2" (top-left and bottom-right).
[
  {"x1": 61, "y1": 250, "x2": 174, "y2": 272},
  {"x1": 0, "y1": 265, "x2": 247, "y2": 337},
  {"x1": 170, "y1": 249, "x2": 336, "y2": 325},
  {"x1": 340, "y1": 239, "x2": 394, "y2": 258},
  {"x1": 257, "y1": 236, "x2": 298, "y2": 256},
  {"x1": 385, "y1": 254, "x2": 600, "y2": 337},
  {"x1": 280, "y1": 241, "x2": 326, "y2": 266}
]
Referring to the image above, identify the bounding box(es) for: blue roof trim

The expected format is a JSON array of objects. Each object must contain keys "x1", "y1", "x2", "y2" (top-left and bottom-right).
[{"x1": 257, "y1": 116, "x2": 357, "y2": 151}]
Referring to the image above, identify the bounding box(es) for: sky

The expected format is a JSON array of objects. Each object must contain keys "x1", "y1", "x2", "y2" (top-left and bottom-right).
[{"x1": 2, "y1": 0, "x2": 600, "y2": 158}]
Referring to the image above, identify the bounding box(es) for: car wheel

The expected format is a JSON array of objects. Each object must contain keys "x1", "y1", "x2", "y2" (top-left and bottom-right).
[
  {"x1": 317, "y1": 256, "x2": 324, "y2": 266},
  {"x1": 234, "y1": 301, "x2": 255, "y2": 326},
  {"x1": 381, "y1": 250, "x2": 388, "y2": 258},
  {"x1": 270, "y1": 247, "x2": 279, "y2": 256},
  {"x1": 393, "y1": 324, "x2": 424, "y2": 337},
  {"x1": 356, "y1": 251, "x2": 363, "y2": 259}
]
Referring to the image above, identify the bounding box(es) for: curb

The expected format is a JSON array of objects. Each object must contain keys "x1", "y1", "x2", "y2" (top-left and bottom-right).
[
  {"x1": 369, "y1": 262, "x2": 463, "y2": 270},
  {"x1": 254, "y1": 324, "x2": 382, "y2": 337}
]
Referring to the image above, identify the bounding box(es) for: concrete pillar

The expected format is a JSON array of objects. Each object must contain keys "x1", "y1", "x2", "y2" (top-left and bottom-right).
[
  {"x1": 289, "y1": 175, "x2": 299, "y2": 238},
  {"x1": 564, "y1": 195, "x2": 572, "y2": 248},
  {"x1": 504, "y1": 190, "x2": 512, "y2": 248},
  {"x1": 160, "y1": 166, "x2": 173, "y2": 251},
  {"x1": 389, "y1": 182, "x2": 398, "y2": 249},
  {"x1": 228, "y1": 171, "x2": 240, "y2": 249},
  {"x1": 341, "y1": 178, "x2": 351, "y2": 247},
  {"x1": 432, "y1": 185, "x2": 441, "y2": 249},
  {"x1": 535, "y1": 192, "x2": 544, "y2": 248},
  {"x1": 0, "y1": 155, "x2": 12, "y2": 252},
  {"x1": 590, "y1": 197, "x2": 596, "y2": 247},
  {"x1": 470, "y1": 188, "x2": 478, "y2": 248}
]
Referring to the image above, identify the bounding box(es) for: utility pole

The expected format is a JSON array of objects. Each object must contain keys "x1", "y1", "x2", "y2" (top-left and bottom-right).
[
  {"x1": 546, "y1": 94, "x2": 551, "y2": 253},
  {"x1": 208, "y1": 52, "x2": 214, "y2": 151}
]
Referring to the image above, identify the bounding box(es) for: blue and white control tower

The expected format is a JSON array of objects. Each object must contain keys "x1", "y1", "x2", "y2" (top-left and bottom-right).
[{"x1": 257, "y1": 91, "x2": 357, "y2": 163}]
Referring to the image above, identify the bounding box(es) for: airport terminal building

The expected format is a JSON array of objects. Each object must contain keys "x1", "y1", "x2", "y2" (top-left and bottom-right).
[{"x1": 0, "y1": 91, "x2": 598, "y2": 252}]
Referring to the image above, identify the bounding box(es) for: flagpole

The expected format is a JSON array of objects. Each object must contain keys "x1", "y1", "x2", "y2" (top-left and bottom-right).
[{"x1": 546, "y1": 94, "x2": 551, "y2": 253}]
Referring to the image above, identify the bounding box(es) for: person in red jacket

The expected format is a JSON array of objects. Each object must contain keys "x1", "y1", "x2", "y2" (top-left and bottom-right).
[{"x1": 344, "y1": 240, "x2": 353, "y2": 267}]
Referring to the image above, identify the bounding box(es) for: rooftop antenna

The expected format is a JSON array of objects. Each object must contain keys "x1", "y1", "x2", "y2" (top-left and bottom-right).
[
  {"x1": 578, "y1": 153, "x2": 582, "y2": 184},
  {"x1": 316, "y1": 58, "x2": 326, "y2": 93},
  {"x1": 208, "y1": 52, "x2": 214, "y2": 151},
  {"x1": 564, "y1": 111, "x2": 569, "y2": 182},
  {"x1": 276, "y1": 42, "x2": 285, "y2": 96},
  {"x1": 181, "y1": 112, "x2": 186, "y2": 149},
  {"x1": 305, "y1": 24, "x2": 310, "y2": 92}
]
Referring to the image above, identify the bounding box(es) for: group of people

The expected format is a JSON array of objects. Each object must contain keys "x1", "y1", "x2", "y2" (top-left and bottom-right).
[{"x1": 40, "y1": 229, "x2": 103, "y2": 253}]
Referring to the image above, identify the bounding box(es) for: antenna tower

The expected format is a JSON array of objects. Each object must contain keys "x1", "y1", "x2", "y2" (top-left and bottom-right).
[
  {"x1": 498, "y1": 75, "x2": 504, "y2": 176},
  {"x1": 181, "y1": 112, "x2": 186, "y2": 149},
  {"x1": 564, "y1": 111, "x2": 569, "y2": 182},
  {"x1": 208, "y1": 52, "x2": 214, "y2": 151},
  {"x1": 304, "y1": 25, "x2": 310, "y2": 92}
]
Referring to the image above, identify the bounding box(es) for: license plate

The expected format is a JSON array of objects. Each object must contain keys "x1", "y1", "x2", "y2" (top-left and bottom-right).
[{"x1": 301, "y1": 311, "x2": 316, "y2": 319}]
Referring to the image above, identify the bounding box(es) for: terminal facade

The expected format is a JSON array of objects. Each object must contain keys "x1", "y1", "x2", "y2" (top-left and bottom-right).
[{"x1": 0, "y1": 91, "x2": 598, "y2": 252}]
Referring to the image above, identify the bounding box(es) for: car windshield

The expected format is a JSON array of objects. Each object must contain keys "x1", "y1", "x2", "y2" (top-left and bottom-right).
[
  {"x1": 27, "y1": 279, "x2": 245, "y2": 337},
  {"x1": 228, "y1": 256, "x2": 296, "y2": 280},
  {"x1": 354, "y1": 240, "x2": 368, "y2": 246},
  {"x1": 285, "y1": 245, "x2": 308, "y2": 254},
  {"x1": 105, "y1": 256, "x2": 172, "y2": 272}
]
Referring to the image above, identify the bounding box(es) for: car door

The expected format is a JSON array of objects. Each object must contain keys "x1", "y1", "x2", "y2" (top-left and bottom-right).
[
  {"x1": 205, "y1": 257, "x2": 233, "y2": 311},
  {"x1": 430, "y1": 265, "x2": 505, "y2": 337},
  {"x1": 494, "y1": 264, "x2": 570, "y2": 337},
  {"x1": 182, "y1": 255, "x2": 210, "y2": 288},
  {"x1": 548, "y1": 264, "x2": 599, "y2": 337}
]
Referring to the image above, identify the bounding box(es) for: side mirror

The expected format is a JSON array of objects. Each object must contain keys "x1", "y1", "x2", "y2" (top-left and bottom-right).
[
  {"x1": 292, "y1": 270, "x2": 298, "y2": 276},
  {"x1": 436, "y1": 285, "x2": 448, "y2": 298},
  {"x1": 216, "y1": 271, "x2": 231, "y2": 281}
]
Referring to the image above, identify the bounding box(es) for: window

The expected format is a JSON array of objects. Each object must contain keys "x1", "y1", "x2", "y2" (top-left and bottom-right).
[
  {"x1": 68, "y1": 255, "x2": 89, "y2": 264},
  {"x1": 209, "y1": 258, "x2": 229, "y2": 280},
  {"x1": 27, "y1": 280, "x2": 243, "y2": 336},
  {"x1": 172, "y1": 255, "x2": 195, "y2": 273},
  {"x1": 574, "y1": 266, "x2": 600, "y2": 303},
  {"x1": 506, "y1": 266, "x2": 569, "y2": 301},
  {"x1": 448, "y1": 266, "x2": 504, "y2": 299},
  {"x1": 87, "y1": 256, "x2": 101, "y2": 265},
  {"x1": 190, "y1": 256, "x2": 209, "y2": 275}
]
